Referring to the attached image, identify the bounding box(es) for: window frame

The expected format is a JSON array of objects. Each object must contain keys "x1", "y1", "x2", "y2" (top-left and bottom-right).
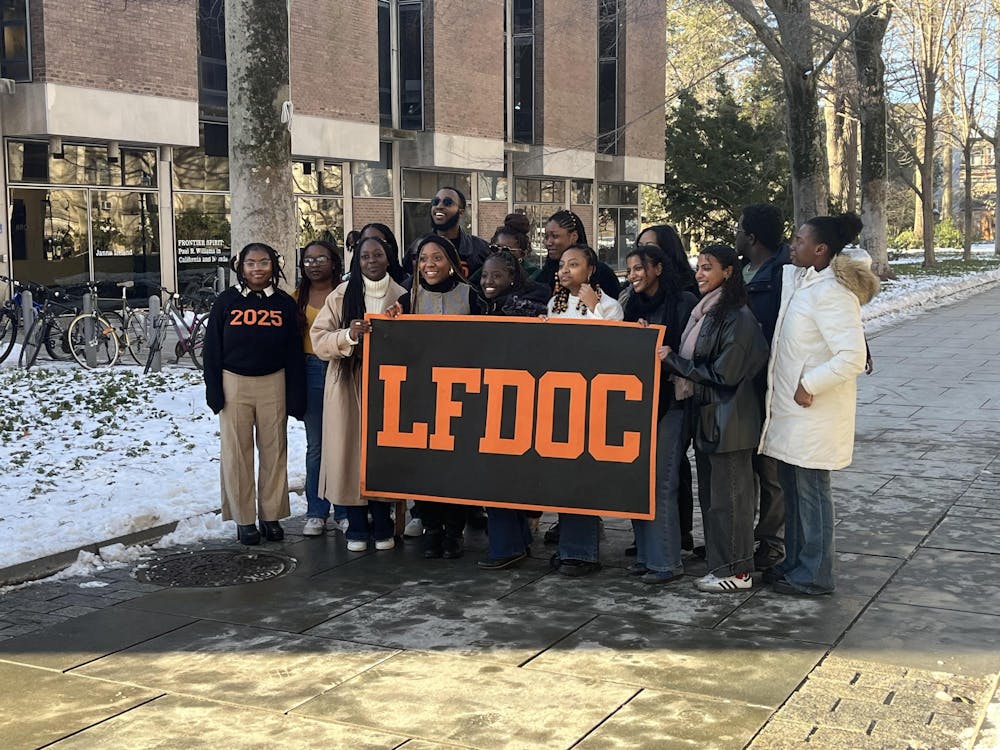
[{"x1": 0, "y1": 0, "x2": 31, "y2": 82}]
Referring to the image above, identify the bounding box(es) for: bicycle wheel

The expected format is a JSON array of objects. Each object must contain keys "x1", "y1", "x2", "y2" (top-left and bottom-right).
[
  {"x1": 187, "y1": 315, "x2": 209, "y2": 370},
  {"x1": 123, "y1": 310, "x2": 149, "y2": 365},
  {"x1": 43, "y1": 312, "x2": 77, "y2": 361},
  {"x1": 143, "y1": 314, "x2": 168, "y2": 374},
  {"x1": 18, "y1": 316, "x2": 45, "y2": 369},
  {"x1": 68, "y1": 313, "x2": 120, "y2": 368},
  {"x1": 0, "y1": 308, "x2": 16, "y2": 364}
]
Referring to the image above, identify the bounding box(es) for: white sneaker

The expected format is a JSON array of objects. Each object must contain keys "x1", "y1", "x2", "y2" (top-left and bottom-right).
[
  {"x1": 327, "y1": 518, "x2": 349, "y2": 534},
  {"x1": 302, "y1": 518, "x2": 326, "y2": 536},
  {"x1": 695, "y1": 572, "x2": 752, "y2": 592},
  {"x1": 403, "y1": 517, "x2": 423, "y2": 537},
  {"x1": 347, "y1": 539, "x2": 368, "y2": 552},
  {"x1": 374, "y1": 538, "x2": 395, "y2": 551}
]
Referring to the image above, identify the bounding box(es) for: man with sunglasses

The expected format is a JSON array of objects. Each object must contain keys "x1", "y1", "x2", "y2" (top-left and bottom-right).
[{"x1": 405, "y1": 186, "x2": 490, "y2": 278}]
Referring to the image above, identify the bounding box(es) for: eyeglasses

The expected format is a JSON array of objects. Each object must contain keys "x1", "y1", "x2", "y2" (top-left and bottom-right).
[
  {"x1": 302, "y1": 257, "x2": 331, "y2": 267},
  {"x1": 243, "y1": 259, "x2": 272, "y2": 269},
  {"x1": 431, "y1": 197, "x2": 456, "y2": 207}
]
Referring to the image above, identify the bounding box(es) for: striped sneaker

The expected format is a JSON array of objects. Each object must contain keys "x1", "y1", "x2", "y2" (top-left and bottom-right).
[{"x1": 695, "y1": 572, "x2": 752, "y2": 592}]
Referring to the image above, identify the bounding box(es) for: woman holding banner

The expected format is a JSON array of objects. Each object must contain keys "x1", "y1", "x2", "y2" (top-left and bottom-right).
[
  {"x1": 622, "y1": 244, "x2": 698, "y2": 583},
  {"x1": 311, "y1": 236, "x2": 407, "y2": 552},
  {"x1": 660, "y1": 244, "x2": 768, "y2": 592},
  {"x1": 393, "y1": 235, "x2": 484, "y2": 559},
  {"x1": 546, "y1": 244, "x2": 624, "y2": 577}
]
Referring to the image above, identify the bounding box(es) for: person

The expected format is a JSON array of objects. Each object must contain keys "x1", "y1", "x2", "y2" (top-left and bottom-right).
[
  {"x1": 403, "y1": 187, "x2": 490, "y2": 278},
  {"x1": 345, "y1": 230, "x2": 361, "y2": 259},
  {"x1": 635, "y1": 225, "x2": 699, "y2": 297},
  {"x1": 203, "y1": 242, "x2": 306, "y2": 546},
  {"x1": 621, "y1": 245, "x2": 698, "y2": 583},
  {"x1": 735, "y1": 204, "x2": 790, "y2": 571},
  {"x1": 391, "y1": 235, "x2": 484, "y2": 558},
  {"x1": 472, "y1": 248, "x2": 548, "y2": 569},
  {"x1": 545, "y1": 244, "x2": 624, "y2": 577},
  {"x1": 534, "y1": 210, "x2": 621, "y2": 299},
  {"x1": 294, "y1": 240, "x2": 345, "y2": 537},
  {"x1": 359, "y1": 222, "x2": 409, "y2": 286},
  {"x1": 495, "y1": 213, "x2": 540, "y2": 278},
  {"x1": 759, "y1": 212, "x2": 879, "y2": 595},
  {"x1": 660, "y1": 244, "x2": 768, "y2": 592},
  {"x1": 311, "y1": 236, "x2": 408, "y2": 552}
]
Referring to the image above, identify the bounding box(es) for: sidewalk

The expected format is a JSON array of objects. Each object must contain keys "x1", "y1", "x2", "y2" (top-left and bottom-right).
[{"x1": 1, "y1": 287, "x2": 999, "y2": 749}]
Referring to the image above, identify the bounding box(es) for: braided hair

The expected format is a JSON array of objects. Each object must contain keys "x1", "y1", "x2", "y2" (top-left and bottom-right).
[
  {"x1": 359, "y1": 222, "x2": 407, "y2": 284},
  {"x1": 233, "y1": 242, "x2": 285, "y2": 290},
  {"x1": 335, "y1": 235, "x2": 389, "y2": 383},
  {"x1": 550, "y1": 243, "x2": 602, "y2": 316},
  {"x1": 548, "y1": 209, "x2": 589, "y2": 245},
  {"x1": 294, "y1": 239, "x2": 343, "y2": 330},
  {"x1": 481, "y1": 247, "x2": 528, "y2": 293}
]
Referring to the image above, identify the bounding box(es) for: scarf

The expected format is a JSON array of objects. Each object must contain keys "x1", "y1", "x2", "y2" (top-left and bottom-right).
[
  {"x1": 674, "y1": 286, "x2": 722, "y2": 400},
  {"x1": 623, "y1": 286, "x2": 666, "y2": 323}
]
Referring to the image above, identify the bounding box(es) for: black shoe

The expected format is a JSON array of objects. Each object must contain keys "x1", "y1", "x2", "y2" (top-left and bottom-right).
[
  {"x1": 626, "y1": 562, "x2": 649, "y2": 576},
  {"x1": 543, "y1": 522, "x2": 561, "y2": 544},
  {"x1": 423, "y1": 530, "x2": 443, "y2": 559},
  {"x1": 258, "y1": 520, "x2": 284, "y2": 542},
  {"x1": 237, "y1": 524, "x2": 261, "y2": 546},
  {"x1": 754, "y1": 546, "x2": 784, "y2": 572},
  {"x1": 478, "y1": 551, "x2": 527, "y2": 570},
  {"x1": 442, "y1": 535, "x2": 464, "y2": 559},
  {"x1": 557, "y1": 558, "x2": 601, "y2": 577},
  {"x1": 761, "y1": 567, "x2": 784, "y2": 584},
  {"x1": 467, "y1": 507, "x2": 488, "y2": 531},
  {"x1": 681, "y1": 532, "x2": 694, "y2": 552},
  {"x1": 692, "y1": 544, "x2": 706, "y2": 560},
  {"x1": 625, "y1": 544, "x2": 637, "y2": 557}
]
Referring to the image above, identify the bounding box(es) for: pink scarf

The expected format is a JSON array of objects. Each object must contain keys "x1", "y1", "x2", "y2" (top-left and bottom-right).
[{"x1": 674, "y1": 286, "x2": 722, "y2": 400}]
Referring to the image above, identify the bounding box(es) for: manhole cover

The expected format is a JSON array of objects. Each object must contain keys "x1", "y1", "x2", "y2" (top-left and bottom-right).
[{"x1": 135, "y1": 549, "x2": 297, "y2": 588}]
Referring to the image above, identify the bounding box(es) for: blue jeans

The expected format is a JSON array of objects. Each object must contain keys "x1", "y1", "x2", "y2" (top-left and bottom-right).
[
  {"x1": 303, "y1": 355, "x2": 332, "y2": 520},
  {"x1": 346, "y1": 502, "x2": 394, "y2": 541},
  {"x1": 773, "y1": 462, "x2": 835, "y2": 594},
  {"x1": 486, "y1": 508, "x2": 532, "y2": 558},
  {"x1": 632, "y1": 408, "x2": 685, "y2": 575},
  {"x1": 558, "y1": 514, "x2": 600, "y2": 563}
]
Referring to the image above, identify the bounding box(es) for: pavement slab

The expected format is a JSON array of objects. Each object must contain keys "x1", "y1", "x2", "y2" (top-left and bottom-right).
[
  {"x1": 522, "y1": 613, "x2": 825, "y2": 707},
  {"x1": 292, "y1": 650, "x2": 639, "y2": 749},
  {"x1": 878, "y1": 548, "x2": 1000, "y2": 616},
  {"x1": 573, "y1": 688, "x2": 772, "y2": 750},
  {"x1": 716, "y1": 591, "x2": 870, "y2": 646},
  {"x1": 44, "y1": 694, "x2": 409, "y2": 749},
  {"x1": 0, "y1": 661, "x2": 159, "y2": 750},
  {"x1": 73, "y1": 619, "x2": 399, "y2": 711}
]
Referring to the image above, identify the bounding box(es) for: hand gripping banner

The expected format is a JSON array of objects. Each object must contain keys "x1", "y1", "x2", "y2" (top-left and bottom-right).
[{"x1": 361, "y1": 315, "x2": 665, "y2": 519}]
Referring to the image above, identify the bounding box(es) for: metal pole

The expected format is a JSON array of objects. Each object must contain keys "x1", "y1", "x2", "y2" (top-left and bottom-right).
[
  {"x1": 216, "y1": 266, "x2": 226, "y2": 294},
  {"x1": 20, "y1": 289, "x2": 33, "y2": 335},
  {"x1": 82, "y1": 293, "x2": 97, "y2": 367},
  {"x1": 147, "y1": 295, "x2": 162, "y2": 372}
]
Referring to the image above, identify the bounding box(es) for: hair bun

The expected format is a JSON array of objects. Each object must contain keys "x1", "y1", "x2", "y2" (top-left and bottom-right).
[
  {"x1": 836, "y1": 212, "x2": 863, "y2": 246},
  {"x1": 503, "y1": 212, "x2": 531, "y2": 236}
]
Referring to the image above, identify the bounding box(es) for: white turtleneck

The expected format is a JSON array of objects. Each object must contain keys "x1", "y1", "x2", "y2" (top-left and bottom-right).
[{"x1": 363, "y1": 274, "x2": 392, "y2": 313}]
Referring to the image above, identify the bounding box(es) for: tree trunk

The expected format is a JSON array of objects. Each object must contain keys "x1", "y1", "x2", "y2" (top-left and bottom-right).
[
  {"x1": 963, "y1": 141, "x2": 973, "y2": 261},
  {"x1": 995, "y1": 139, "x2": 1000, "y2": 257},
  {"x1": 785, "y1": 69, "x2": 827, "y2": 227},
  {"x1": 920, "y1": 63, "x2": 937, "y2": 266},
  {"x1": 846, "y1": 118, "x2": 859, "y2": 214},
  {"x1": 853, "y1": 10, "x2": 892, "y2": 278},
  {"x1": 941, "y1": 142, "x2": 954, "y2": 220},
  {"x1": 225, "y1": 0, "x2": 296, "y2": 285},
  {"x1": 824, "y1": 101, "x2": 843, "y2": 211},
  {"x1": 913, "y1": 188, "x2": 924, "y2": 239}
]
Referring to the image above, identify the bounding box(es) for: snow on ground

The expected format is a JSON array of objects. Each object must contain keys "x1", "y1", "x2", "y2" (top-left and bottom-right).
[{"x1": 1, "y1": 255, "x2": 998, "y2": 577}]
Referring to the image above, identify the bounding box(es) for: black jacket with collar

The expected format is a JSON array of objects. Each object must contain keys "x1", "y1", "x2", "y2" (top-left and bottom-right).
[{"x1": 744, "y1": 243, "x2": 790, "y2": 344}]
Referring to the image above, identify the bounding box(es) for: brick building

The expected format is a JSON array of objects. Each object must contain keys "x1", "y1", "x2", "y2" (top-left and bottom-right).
[{"x1": 0, "y1": 0, "x2": 665, "y2": 296}]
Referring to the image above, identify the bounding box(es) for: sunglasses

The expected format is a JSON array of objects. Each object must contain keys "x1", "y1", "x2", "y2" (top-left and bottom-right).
[
  {"x1": 431, "y1": 197, "x2": 456, "y2": 207},
  {"x1": 302, "y1": 257, "x2": 331, "y2": 267}
]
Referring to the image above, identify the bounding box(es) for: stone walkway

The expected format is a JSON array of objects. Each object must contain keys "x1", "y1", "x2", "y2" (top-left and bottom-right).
[{"x1": 1, "y1": 287, "x2": 1000, "y2": 749}]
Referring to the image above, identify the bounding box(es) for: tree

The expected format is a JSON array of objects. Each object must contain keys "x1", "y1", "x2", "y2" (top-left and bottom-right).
[
  {"x1": 972, "y1": 0, "x2": 1000, "y2": 256},
  {"x1": 225, "y1": 0, "x2": 296, "y2": 282}
]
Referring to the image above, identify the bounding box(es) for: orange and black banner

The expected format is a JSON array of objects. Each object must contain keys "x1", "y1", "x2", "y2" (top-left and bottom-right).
[{"x1": 361, "y1": 315, "x2": 665, "y2": 519}]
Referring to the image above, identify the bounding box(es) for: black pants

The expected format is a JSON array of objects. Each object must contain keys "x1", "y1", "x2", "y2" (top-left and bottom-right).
[{"x1": 418, "y1": 501, "x2": 466, "y2": 538}]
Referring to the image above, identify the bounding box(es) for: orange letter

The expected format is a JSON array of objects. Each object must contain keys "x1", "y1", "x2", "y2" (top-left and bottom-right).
[
  {"x1": 535, "y1": 372, "x2": 587, "y2": 459},
  {"x1": 588, "y1": 374, "x2": 642, "y2": 463},
  {"x1": 479, "y1": 369, "x2": 536, "y2": 455},
  {"x1": 376, "y1": 365, "x2": 428, "y2": 448},
  {"x1": 429, "y1": 367, "x2": 482, "y2": 451}
]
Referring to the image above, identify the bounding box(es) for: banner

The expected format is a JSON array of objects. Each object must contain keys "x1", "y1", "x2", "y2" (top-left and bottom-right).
[{"x1": 361, "y1": 315, "x2": 665, "y2": 519}]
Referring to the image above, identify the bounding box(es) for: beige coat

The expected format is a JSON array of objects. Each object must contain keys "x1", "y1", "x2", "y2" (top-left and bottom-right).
[{"x1": 310, "y1": 278, "x2": 407, "y2": 505}]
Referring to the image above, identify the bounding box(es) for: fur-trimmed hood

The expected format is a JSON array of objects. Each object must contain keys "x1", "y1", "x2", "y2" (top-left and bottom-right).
[{"x1": 831, "y1": 248, "x2": 880, "y2": 305}]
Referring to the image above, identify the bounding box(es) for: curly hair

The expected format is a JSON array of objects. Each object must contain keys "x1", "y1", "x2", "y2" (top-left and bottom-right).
[{"x1": 550, "y1": 244, "x2": 602, "y2": 316}]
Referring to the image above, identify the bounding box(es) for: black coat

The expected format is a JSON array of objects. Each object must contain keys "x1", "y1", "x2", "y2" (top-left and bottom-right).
[
  {"x1": 664, "y1": 306, "x2": 769, "y2": 454},
  {"x1": 744, "y1": 244, "x2": 790, "y2": 344},
  {"x1": 482, "y1": 280, "x2": 550, "y2": 317}
]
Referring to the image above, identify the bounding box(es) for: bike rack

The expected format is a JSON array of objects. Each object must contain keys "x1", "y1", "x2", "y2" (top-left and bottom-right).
[
  {"x1": 147, "y1": 295, "x2": 162, "y2": 373},
  {"x1": 82, "y1": 293, "x2": 97, "y2": 367}
]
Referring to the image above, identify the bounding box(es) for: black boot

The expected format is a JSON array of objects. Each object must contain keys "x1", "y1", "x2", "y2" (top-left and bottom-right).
[
  {"x1": 237, "y1": 524, "x2": 261, "y2": 546},
  {"x1": 259, "y1": 520, "x2": 284, "y2": 542},
  {"x1": 442, "y1": 533, "x2": 464, "y2": 559},
  {"x1": 423, "y1": 529, "x2": 444, "y2": 559}
]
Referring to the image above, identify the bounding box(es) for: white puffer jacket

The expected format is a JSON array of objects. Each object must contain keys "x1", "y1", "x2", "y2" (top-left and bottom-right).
[{"x1": 759, "y1": 249, "x2": 880, "y2": 470}]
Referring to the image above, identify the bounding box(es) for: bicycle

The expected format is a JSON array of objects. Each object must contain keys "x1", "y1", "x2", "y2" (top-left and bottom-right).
[
  {"x1": 0, "y1": 275, "x2": 80, "y2": 365},
  {"x1": 67, "y1": 280, "x2": 148, "y2": 368},
  {"x1": 144, "y1": 287, "x2": 210, "y2": 373},
  {"x1": 18, "y1": 281, "x2": 85, "y2": 369}
]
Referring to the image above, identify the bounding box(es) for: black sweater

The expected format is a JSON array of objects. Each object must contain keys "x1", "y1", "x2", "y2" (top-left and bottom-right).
[{"x1": 202, "y1": 286, "x2": 306, "y2": 418}]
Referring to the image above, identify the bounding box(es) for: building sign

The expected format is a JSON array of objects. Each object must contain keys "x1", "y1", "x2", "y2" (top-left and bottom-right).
[
  {"x1": 361, "y1": 316, "x2": 664, "y2": 519},
  {"x1": 177, "y1": 239, "x2": 228, "y2": 264}
]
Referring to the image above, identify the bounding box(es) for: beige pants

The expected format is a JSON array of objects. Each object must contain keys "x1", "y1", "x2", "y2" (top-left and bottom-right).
[{"x1": 219, "y1": 369, "x2": 290, "y2": 525}]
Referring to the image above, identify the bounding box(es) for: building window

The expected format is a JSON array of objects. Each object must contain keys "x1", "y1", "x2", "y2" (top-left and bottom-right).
[
  {"x1": 401, "y1": 169, "x2": 471, "y2": 250},
  {"x1": 598, "y1": 0, "x2": 623, "y2": 155},
  {"x1": 398, "y1": 1, "x2": 424, "y2": 131},
  {"x1": 597, "y1": 183, "x2": 639, "y2": 270},
  {"x1": 353, "y1": 142, "x2": 394, "y2": 198},
  {"x1": 377, "y1": 1, "x2": 392, "y2": 127},
  {"x1": 174, "y1": 192, "x2": 230, "y2": 292},
  {"x1": 572, "y1": 180, "x2": 593, "y2": 205},
  {"x1": 198, "y1": 0, "x2": 227, "y2": 119},
  {"x1": 7, "y1": 142, "x2": 158, "y2": 188},
  {"x1": 0, "y1": 0, "x2": 29, "y2": 82},
  {"x1": 513, "y1": 178, "x2": 567, "y2": 261},
  {"x1": 507, "y1": 0, "x2": 534, "y2": 144},
  {"x1": 294, "y1": 160, "x2": 345, "y2": 249},
  {"x1": 479, "y1": 173, "x2": 508, "y2": 201},
  {"x1": 174, "y1": 122, "x2": 230, "y2": 191}
]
